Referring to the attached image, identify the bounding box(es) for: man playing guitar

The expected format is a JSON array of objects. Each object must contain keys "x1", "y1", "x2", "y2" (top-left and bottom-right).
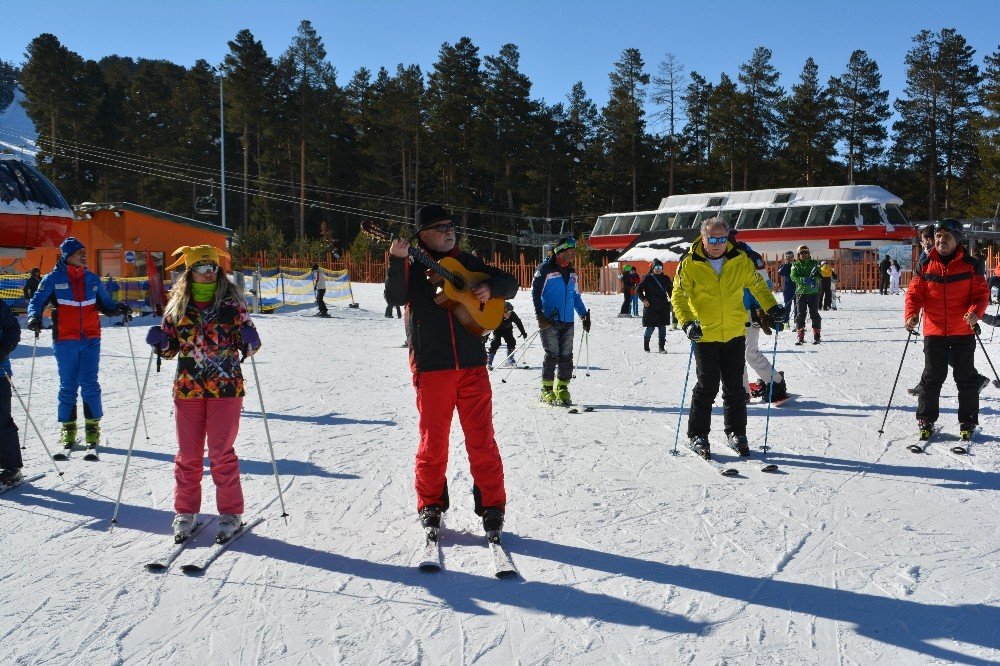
[{"x1": 385, "y1": 204, "x2": 518, "y2": 537}]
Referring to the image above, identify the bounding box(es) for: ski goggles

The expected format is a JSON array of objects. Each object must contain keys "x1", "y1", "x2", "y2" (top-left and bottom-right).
[
  {"x1": 706, "y1": 236, "x2": 728, "y2": 245},
  {"x1": 553, "y1": 237, "x2": 577, "y2": 254},
  {"x1": 935, "y1": 219, "x2": 962, "y2": 237},
  {"x1": 191, "y1": 262, "x2": 219, "y2": 275}
]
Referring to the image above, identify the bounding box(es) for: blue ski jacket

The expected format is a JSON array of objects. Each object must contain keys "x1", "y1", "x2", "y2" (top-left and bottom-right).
[{"x1": 531, "y1": 256, "x2": 588, "y2": 323}]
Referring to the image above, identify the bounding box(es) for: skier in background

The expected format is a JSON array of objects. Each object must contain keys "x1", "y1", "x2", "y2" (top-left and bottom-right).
[
  {"x1": 879, "y1": 254, "x2": 892, "y2": 295},
  {"x1": 889, "y1": 259, "x2": 901, "y2": 295},
  {"x1": 312, "y1": 263, "x2": 330, "y2": 317},
  {"x1": 0, "y1": 299, "x2": 22, "y2": 487},
  {"x1": 636, "y1": 258, "x2": 672, "y2": 353},
  {"x1": 904, "y1": 219, "x2": 987, "y2": 442},
  {"x1": 791, "y1": 245, "x2": 822, "y2": 345},
  {"x1": 777, "y1": 250, "x2": 796, "y2": 322},
  {"x1": 146, "y1": 244, "x2": 261, "y2": 544},
  {"x1": 22, "y1": 268, "x2": 41, "y2": 304},
  {"x1": 819, "y1": 261, "x2": 838, "y2": 310},
  {"x1": 488, "y1": 303, "x2": 527, "y2": 369},
  {"x1": 618, "y1": 264, "x2": 639, "y2": 317},
  {"x1": 629, "y1": 266, "x2": 640, "y2": 315},
  {"x1": 27, "y1": 237, "x2": 130, "y2": 454}
]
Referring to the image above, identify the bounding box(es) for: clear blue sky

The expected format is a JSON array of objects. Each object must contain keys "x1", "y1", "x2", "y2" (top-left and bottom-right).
[{"x1": 3, "y1": 0, "x2": 999, "y2": 131}]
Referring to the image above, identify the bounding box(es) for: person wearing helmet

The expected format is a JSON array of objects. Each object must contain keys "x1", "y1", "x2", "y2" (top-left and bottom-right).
[{"x1": 487, "y1": 302, "x2": 527, "y2": 369}]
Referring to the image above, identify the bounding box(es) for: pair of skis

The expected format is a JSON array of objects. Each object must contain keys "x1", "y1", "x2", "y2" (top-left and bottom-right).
[
  {"x1": 676, "y1": 439, "x2": 779, "y2": 476},
  {"x1": 52, "y1": 439, "x2": 100, "y2": 462},
  {"x1": 907, "y1": 425, "x2": 970, "y2": 455},
  {"x1": 145, "y1": 515, "x2": 264, "y2": 574},
  {"x1": 0, "y1": 473, "x2": 45, "y2": 497},
  {"x1": 417, "y1": 523, "x2": 517, "y2": 579}
]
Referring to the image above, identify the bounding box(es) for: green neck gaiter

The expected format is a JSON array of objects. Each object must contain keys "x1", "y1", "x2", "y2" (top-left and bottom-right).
[{"x1": 191, "y1": 281, "x2": 218, "y2": 303}]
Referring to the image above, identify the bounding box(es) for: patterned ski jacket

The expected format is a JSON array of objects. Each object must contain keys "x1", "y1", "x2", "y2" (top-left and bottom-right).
[
  {"x1": 27, "y1": 261, "x2": 119, "y2": 341},
  {"x1": 159, "y1": 296, "x2": 258, "y2": 399}
]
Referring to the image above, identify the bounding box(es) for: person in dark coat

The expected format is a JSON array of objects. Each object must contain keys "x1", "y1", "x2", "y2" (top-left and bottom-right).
[
  {"x1": 22, "y1": 268, "x2": 41, "y2": 303},
  {"x1": 879, "y1": 254, "x2": 891, "y2": 295},
  {"x1": 385, "y1": 204, "x2": 517, "y2": 536},
  {"x1": 0, "y1": 300, "x2": 22, "y2": 486},
  {"x1": 618, "y1": 265, "x2": 639, "y2": 316},
  {"x1": 487, "y1": 303, "x2": 527, "y2": 368},
  {"x1": 636, "y1": 258, "x2": 672, "y2": 352}
]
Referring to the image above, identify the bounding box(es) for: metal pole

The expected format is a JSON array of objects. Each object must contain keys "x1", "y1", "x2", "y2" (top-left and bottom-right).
[
  {"x1": 761, "y1": 331, "x2": 780, "y2": 454},
  {"x1": 219, "y1": 75, "x2": 226, "y2": 230},
  {"x1": 877, "y1": 330, "x2": 916, "y2": 436},
  {"x1": 111, "y1": 350, "x2": 155, "y2": 525},
  {"x1": 123, "y1": 317, "x2": 150, "y2": 440},
  {"x1": 499, "y1": 330, "x2": 540, "y2": 384},
  {"x1": 249, "y1": 354, "x2": 289, "y2": 523},
  {"x1": 670, "y1": 342, "x2": 695, "y2": 456},
  {"x1": 20, "y1": 336, "x2": 38, "y2": 449},
  {"x1": 7, "y1": 374, "x2": 64, "y2": 477}
]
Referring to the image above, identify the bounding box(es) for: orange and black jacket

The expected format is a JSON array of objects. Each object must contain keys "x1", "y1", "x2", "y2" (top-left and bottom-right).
[
  {"x1": 905, "y1": 245, "x2": 988, "y2": 337},
  {"x1": 385, "y1": 246, "x2": 518, "y2": 372}
]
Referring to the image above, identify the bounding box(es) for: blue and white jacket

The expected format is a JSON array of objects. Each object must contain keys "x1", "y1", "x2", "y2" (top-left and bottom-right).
[
  {"x1": 736, "y1": 241, "x2": 774, "y2": 313},
  {"x1": 531, "y1": 256, "x2": 588, "y2": 324}
]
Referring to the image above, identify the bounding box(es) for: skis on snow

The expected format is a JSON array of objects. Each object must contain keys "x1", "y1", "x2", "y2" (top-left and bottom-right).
[
  {"x1": 415, "y1": 525, "x2": 517, "y2": 578},
  {"x1": 0, "y1": 473, "x2": 45, "y2": 496},
  {"x1": 417, "y1": 527, "x2": 442, "y2": 572},
  {"x1": 486, "y1": 531, "x2": 517, "y2": 578},
  {"x1": 52, "y1": 439, "x2": 81, "y2": 461},
  {"x1": 673, "y1": 441, "x2": 778, "y2": 476},
  {"x1": 144, "y1": 518, "x2": 216, "y2": 572},
  {"x1": 907, "y1": 425, "x2": 970, "y2": 455},
  {"x1": 566, "y1": 404, "x2": 595, "y2": 414},
  {"x1": 179, "y1": 516, "x2": 265, "y2": 575}
]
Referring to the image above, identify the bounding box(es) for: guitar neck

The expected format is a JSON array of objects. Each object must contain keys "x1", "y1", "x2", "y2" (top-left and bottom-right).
[{"x1": 409, "y1": 247, "x2": 459, "y2": 284}]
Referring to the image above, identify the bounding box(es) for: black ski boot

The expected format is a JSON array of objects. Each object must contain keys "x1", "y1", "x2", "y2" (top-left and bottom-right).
[
  {"x1": 959, "y1": 422, "x2": 975, "y2": 441},
  {"x1": 658, "y1": 340, "x2": 666, "y2": 353},
  {"x1": 643, "y1": 338, "x2": 650, "y2": 353},
  {"x1": 0, "y1": 468, "x2": 23, "y2": 486},
  {"x1": 812, "y1": 328, "x2": 821, "y2": 345},
  {"x1": 689, "y1": 435, "x2": 711, "y2": 460},
  {"x1": 419, "y1": 505, "x2": 443, "y2": 529},
  {"x1": 482, "y1": 507, "x2": 504, "y2": 533},
  {"x1": 727, "y1": 432, "x2": 750, "y2": 457}
]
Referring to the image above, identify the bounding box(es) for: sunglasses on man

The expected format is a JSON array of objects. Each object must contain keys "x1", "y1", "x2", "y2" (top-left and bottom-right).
[
  {"x1": 191, "y1": 263, "x2": 219, "y2": 275},
  {"x1": 706, "y1": 236, "x2": 728, "y2": 246},
  {"x1": 426, "y1": 223, "x2": 456, "y2": 234}
]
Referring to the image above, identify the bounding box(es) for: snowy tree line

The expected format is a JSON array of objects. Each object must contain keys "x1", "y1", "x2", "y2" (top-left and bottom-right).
[{"x1": 2, "y1": 23, "x2": 999, "y2": 259}]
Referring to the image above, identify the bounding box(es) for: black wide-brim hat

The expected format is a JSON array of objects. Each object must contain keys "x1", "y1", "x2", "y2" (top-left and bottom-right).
[{"x1": 415, "y1": 204, "x2": 453, "y2": 233}]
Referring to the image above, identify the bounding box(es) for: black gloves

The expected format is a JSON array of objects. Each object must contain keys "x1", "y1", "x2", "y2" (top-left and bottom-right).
[
  {"x1": 683, "y1": 322, "x2": 703, "y2": 342},
  {"x1": 582, "y1": 310, "x2": 592, "y2": 333},
  {"x1": 982, "y1": 313, "x2": 998, "y2": 327},
  {"x1": 117, "y1": 303, "x2": 132, "y2": 316},
  {"x1": 26, "y1": 317, "x2": 42, "y2": 337},
  {"x1": 536, "y1": 315, "x2": 552, "y2": 331}
]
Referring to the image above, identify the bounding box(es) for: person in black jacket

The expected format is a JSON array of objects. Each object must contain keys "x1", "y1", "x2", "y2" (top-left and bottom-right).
[
  {"x1": 385, "y1": 204, "x2": 518, "y2": 537},
  {"x1": 636, "y1": 258, "x2": 672, "y2": 352},
  {"x1": 879, "y1": 254, "x2": 891, "y2": 295},
  {"x1": 22, "y1": 268, "x2": 41, "y2": 303},
  {"x1": 488, "y1": 302, "x2": 527, "y2": 369},
  {"x1": 0, "y1": 300, "x2": 22, "y2": 486}
]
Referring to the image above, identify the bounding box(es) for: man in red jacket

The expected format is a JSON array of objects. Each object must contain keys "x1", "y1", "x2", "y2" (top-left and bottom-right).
[{"x1": 904, "y1": 219, "x2": 989, "y2": 441}]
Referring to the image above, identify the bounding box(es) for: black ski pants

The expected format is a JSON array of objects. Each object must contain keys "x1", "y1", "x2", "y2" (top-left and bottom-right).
[
  {"x1": 489, "y1": 331, "x2": 517, "y2": 358},
  {"x1": 917, "y1": 335, "x2": 979, "y2": 425},
  {"x1": 820, "y1": 278, "x2": 833, "y2": 310},
  {"x1": 620, "y1": 291, "x2": 632, "y2": 315},
  {"x1": 316, "y1": 289, "x2": 328, "y2": 314},
  {"x1": 385, "y1": 304, "x2": 401, "y2": 317},
  {"x1": 540, "y1": 321, "x2": 575, "y2": 382},
  {"x1": 795, "y1": 293, "x2": 821, "y2": 331},
  {"x1": 688, "y1": 336, "x2": 747, "y2": 438},
  {"x1": 0, "y1": 379, "x2": 21, "y2": 470}
]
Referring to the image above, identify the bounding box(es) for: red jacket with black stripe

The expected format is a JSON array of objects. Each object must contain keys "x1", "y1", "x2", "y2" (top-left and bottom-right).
[
  {"x1": 905, "y1": 246, "x2": 988, "y2": 337},
  {"x1": 27, "y1": 262, "x2": 119, "y2": 341}
]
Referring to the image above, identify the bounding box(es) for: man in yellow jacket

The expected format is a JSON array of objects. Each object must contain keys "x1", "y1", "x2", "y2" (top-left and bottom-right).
[{"x1": 672, "y1": 217, "x2": 784, "y2": 460}]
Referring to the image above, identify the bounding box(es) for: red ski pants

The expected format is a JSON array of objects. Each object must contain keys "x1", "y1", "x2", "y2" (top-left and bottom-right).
[
  {"x1": 413, "y1": 366, "x2": 506, "y2": 513},
  {"x1": 173, "y1": 397, "x2": 245, "y2": 515}
]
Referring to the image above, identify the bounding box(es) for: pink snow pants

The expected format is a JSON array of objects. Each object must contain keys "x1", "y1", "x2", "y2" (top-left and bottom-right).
[{"x1": 173, "y1": 398, "x2": 245, "y2": 515}]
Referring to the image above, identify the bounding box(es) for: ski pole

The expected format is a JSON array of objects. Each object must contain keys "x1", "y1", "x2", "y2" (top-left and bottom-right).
[
  {"x1": 974, "y1": 325, "x2": 1000, "y2": 388},
  {"x1": 493, "y1": 329, "x2": 539, "y2": 372},
  {"x1": 990, "y1": 302, "x2": 1000, "y2": 343},
  {"x1": 571, "y1": 328, "x2": 585, "y2": 379},
  {"x1": 584, "y1": 329, "x2": 591, "y2": 377},
  {"x1": 670, "y1": 341, "x2": 695, "y2": 456},
  {"x1": 20, "y1": 335, "x2": 38, "y2": 449},
  {"x1": 7, "y1": 373, "x2": 64, "y2": 477},
  {"x1": 111, "y1": 349, "x2": 154, "y2": 526},
  {"x1": 248, "y1": 353, "x2": 290, "y2": 524},
  {"x1": 500, "y1": 330, "x2": 539, "y2": 384},
  {"x1": 122, "y1": 315, "x2": 150, "y2": 440},
  {"x1": 877, "y1": 329, "x2": 916, "y2": 436},
  {"x1": 762, "y1": 328, "x2": 781, "y2": 454}
]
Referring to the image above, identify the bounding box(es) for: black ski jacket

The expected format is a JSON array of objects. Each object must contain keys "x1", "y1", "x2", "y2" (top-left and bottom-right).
[
  {"x1": 494, "y1": 311, "x2": 526, "y2": 338},
  {"x1": 636, "y1": 271, "x2": 672, "y2": 327},
  {"x1": 385, "y1": 246, "x2": 519, "y2": 372}
]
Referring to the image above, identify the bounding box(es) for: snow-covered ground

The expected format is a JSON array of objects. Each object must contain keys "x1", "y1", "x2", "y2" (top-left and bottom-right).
[{"x1": 1, "y1": 282, "x2": 998, "y2": 664}]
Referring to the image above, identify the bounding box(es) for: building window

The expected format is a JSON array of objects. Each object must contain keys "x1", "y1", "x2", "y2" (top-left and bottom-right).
[
  {"x1": 772, "y1": 192, "x2": 793, "y2": 204},
  {"x1": 736, "y1": 209, "x2": 764, "y2": 229},
  {"x1": 706, "y1": 196, "x2": 725, "y2": 207},
  {"x1": 98, "y1": 250, "x2": 123, "y2": 278}
]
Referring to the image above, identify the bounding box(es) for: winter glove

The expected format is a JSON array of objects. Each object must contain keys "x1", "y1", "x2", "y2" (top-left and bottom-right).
[
  {"x1": 117, "y1": 303, "x2": 132, "y2": 316},
  {"x1": 26, "y1": 317, "x2": 42, "y2": 337},
  {"x1": 536, "y1": 315, "x2": 552, "y2": 331},
  {"x1": 982, "y1": 313, "x2": 999, "y2": 327},
  {"x1": 683, "y1": 322, "x2": 703, "y2": 342},
  {"x1": 973, "y1": 323, "x2": 982, "y2": 336},
  {"x1": 145, "y1": 325, "x2": 169, "y2": 350},
  {"x1": 239, "y1": 324, "x2": 262, "y2": 356},
  {"x1": 582, "y1": 310, "x2": 592, "y2": 333},
  {"x1": 762, "y1": 305, "x2": 785, "y2": 332}
]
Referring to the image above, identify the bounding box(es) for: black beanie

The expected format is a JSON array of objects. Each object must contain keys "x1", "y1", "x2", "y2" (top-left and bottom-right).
[{"x1": 415, "y1": 205, "x2": 452, "y2": 233}]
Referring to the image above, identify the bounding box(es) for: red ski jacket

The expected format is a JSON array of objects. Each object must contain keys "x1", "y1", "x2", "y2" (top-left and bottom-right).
[{"x1": 905, "y1": 246, "x2": 988, "y2": 337}]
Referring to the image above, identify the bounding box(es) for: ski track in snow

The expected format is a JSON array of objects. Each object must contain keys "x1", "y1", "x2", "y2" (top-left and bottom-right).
[{"x1": 1, "y1": 286, "x2": 999, "y2": 664}]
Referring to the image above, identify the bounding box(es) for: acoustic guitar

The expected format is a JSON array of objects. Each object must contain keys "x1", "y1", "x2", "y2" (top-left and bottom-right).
[{"x1": 362, "y1": 221, "x2": 506, "y2": 335}]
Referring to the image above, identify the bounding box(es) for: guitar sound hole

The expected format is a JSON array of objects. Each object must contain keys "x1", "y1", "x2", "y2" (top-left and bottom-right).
[{"x1": 452, "y1": 277, "x2": 467, "y2": 291}]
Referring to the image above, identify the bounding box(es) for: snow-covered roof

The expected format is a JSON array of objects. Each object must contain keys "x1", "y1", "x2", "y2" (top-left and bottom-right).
[
  {"x1": 616, "y1": 236, "x2": 690, "y2": 264},
  {"x1": 655, "y1": 185, "x2": 903, "y2": 212}
]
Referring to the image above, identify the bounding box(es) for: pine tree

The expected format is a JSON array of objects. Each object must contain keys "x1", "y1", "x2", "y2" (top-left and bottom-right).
[
  {"x1": 681, "y1": 71, "x2": 714, "y2": 191},
  {"x1": 222, "y1": 29, "x2": 275, "y2": 233},
  {"x1": 710, "y1": 73, "x2": 743, "y2": 191},
  {"x1": 651, "y1": 53, "x2": 684, "y2": 195},
  {"x1": 172, "y1": 60, "x2": 222, "y2": 218},
  {"x1": 602, "y1": 48, "x2": 650, "y2": 210},
  {"x1": 778, "y1": 58, "x2": 838, "y2": 186},
  {"x1": 481, "y1": 44, "x2": 534, "y2": 214},
  {"x1": 893, "y1": 29, "x2": 981, "y2": 219},
  {"x1": 828, "y1": 50, "x2": 890, "y2": 183},
  {"x1": 972, "y1": 45, "x2": 1000, "y2": 217},
  {"x1": 0, "y1": 60, "x2": 16, "y2": 115},
  {"x1": 737, "y1": 47, "x2": 784, "y2": 189}
]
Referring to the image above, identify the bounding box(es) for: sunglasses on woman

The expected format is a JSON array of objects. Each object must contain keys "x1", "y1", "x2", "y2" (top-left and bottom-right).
[{"x1": 191, "y1": 263, "x2": 219, "y2": 275}]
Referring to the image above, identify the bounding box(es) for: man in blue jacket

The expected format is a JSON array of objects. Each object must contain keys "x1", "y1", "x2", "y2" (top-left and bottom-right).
[
  {"x1": 27, "y1": 237, "x2": 130, "y2": 452},
  {"x1": 531, "y1": 237, "x2": 591, "y2": 406}
]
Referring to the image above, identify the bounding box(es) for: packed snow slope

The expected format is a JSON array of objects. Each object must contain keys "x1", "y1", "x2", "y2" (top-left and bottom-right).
[{"x1": 1, "y1": 283, "x2": 998, "y2": 664}]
